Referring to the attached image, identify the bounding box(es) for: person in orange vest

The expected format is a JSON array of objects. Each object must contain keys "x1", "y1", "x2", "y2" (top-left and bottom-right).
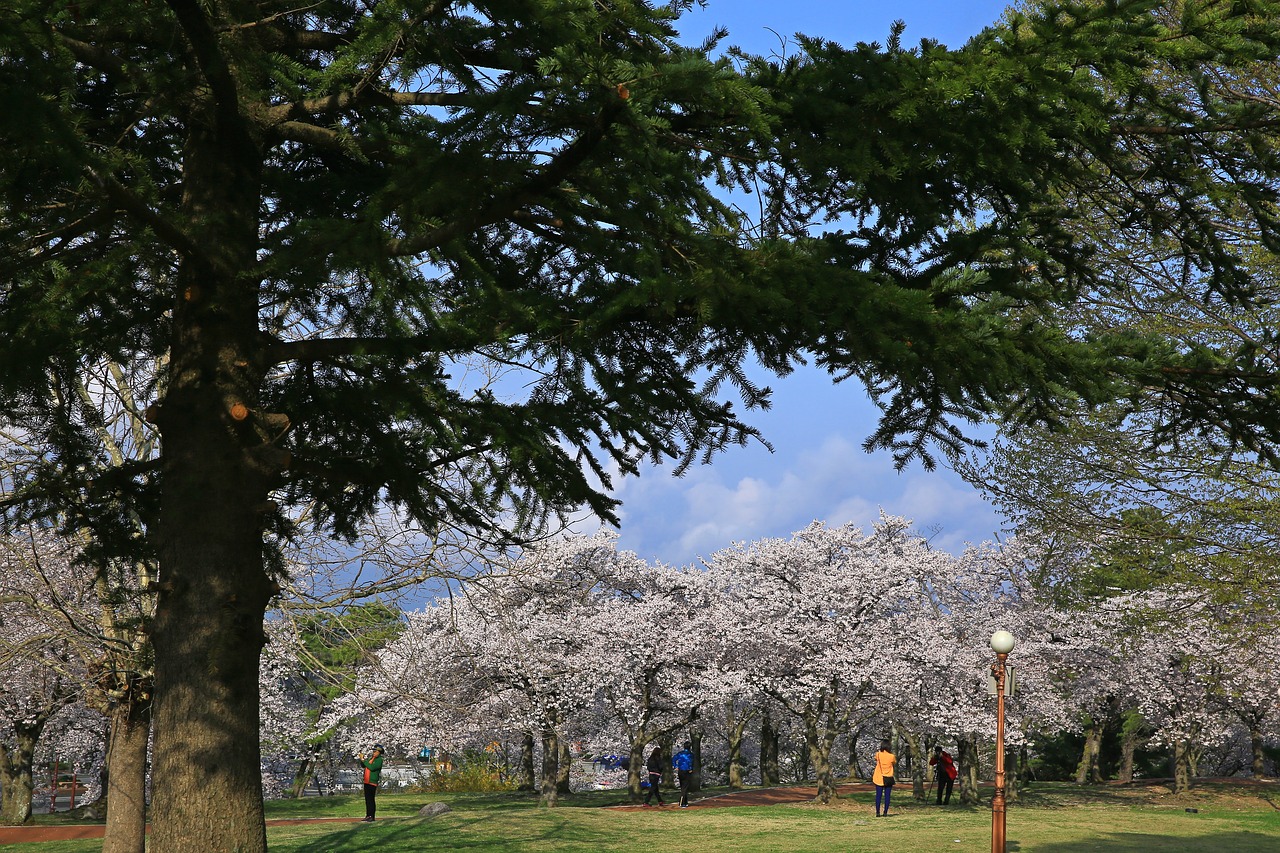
[
  {"x1": 359, "y1": 745, "x2": 385, "y2": 822},
  {"x1": 872, "y1": 740, "x2": 896, "y2": 817}
]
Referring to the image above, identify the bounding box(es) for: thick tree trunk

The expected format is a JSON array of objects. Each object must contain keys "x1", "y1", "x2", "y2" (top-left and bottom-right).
[
  {"x1": 1187, "y1": 742, "x2": 1202, "y2": 778},
  {"x1": 626, "y1": 741, "x2": 646, "y2": 803},
  {"x1": 803, "y1": 717, "x2": 833, "y2": 804},
  {"x1": 1007, "y1": 742, "x2": 1019, "y2": 804},
  {"x1": 802, "y1": 708, "x2": 842, "y2": 805},
  {"x1": 0, "y1": 725, "x2": 40, "y2": 825},
  {"x1": 539, "y1": 727, "x2": 558, "y2": 806},
  {"x1": 957, "y1": 733, "x2": 981, "y2": 805},
  {"x1": 725, "y1": 705, "x2": 749, "y2": 789},
  {"x1": 1172, "y1": 740, "x2": 1192, "y2": 794},
  {"x1": 101, "y1": 699, "x2": 151, "y2": 853},
  {"x1": 1250, "y1": 724, "x2": 1266, "y2": 778},
  {"x1": 848, "y1": 726, "x2": 862, "y2": 779},
  {"x1": 151, "y1": 465, "x2": 271, "y2": 853},
  {"x1": 1118, "y1": 712, "x2": 1143, "y2": 784},
  {"x1": 760, "y1": 711, "x2": 780, "y2": 787},
  {"x1": 149, "y1": 78, "x2": 274, "y2": 852},
  {"x1": 518, "y1": 732, "x2": 536, "y2": 791},
  {"x1": 1075, "y1": 718, "x2": 1104, "y2": 784},
  {"x1": 689, "y1": 730, "x2": 703, "y2": 793},
  {"x1": 556, "y1": 737, "x2": 571, "y2": 796},
  {"x1": 902, "y1": 730, "x2": 925, "y2": 801}
]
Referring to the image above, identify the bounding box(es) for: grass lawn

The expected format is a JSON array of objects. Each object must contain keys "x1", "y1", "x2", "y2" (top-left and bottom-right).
[{"x1": 13, "y1": 780, "x2": 1280, "y2": 852}]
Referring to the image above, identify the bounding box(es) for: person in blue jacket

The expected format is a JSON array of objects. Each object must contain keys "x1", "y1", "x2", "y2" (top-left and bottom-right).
[{"x1": 672, "y1": 741, "x2": 694, "y2": 808}]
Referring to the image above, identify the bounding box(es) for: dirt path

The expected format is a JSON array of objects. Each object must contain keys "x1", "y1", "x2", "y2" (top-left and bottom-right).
[{"x1": 609, "y1": 781, "x2": 875, "y2": 810}]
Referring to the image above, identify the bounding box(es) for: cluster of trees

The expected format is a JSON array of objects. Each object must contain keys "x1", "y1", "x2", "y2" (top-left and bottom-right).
[
  {"x1": 4, "y1": 1, "x2": 1280, "y2": 850},
  {"x1": 7, "y1": 515, "x2": 1277, "y2": 823},
  {"x1": 276, "y1": 525, "x2": 1278, "y2": 807}
]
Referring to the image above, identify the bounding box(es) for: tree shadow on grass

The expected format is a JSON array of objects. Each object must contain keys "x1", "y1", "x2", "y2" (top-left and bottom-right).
[
  {"x1": 1009, "y1": 830, "x2": 1280, "y2": 853},
  {"x1": 267, "y1": 812, "x2": 628, "y2": 853}
]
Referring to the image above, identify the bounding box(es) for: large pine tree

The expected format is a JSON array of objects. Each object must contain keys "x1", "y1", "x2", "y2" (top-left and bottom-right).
[{"x1": 3, "y1": 0, "x2": 1280, "y2": 848}]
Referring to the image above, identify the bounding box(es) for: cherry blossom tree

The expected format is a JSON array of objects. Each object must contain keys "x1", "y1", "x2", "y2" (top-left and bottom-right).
[
  {"x1": 327, "y1": 535, "x2": 613, "y2": 804},
  {"x1": 0, "y1": 358, "x2": 158, "y2": 852},
  {"x1": 703, "y1": 518, "x2": 944, "y2": 804},
  {"x1": 0, "y1": 530, "x2": 94, "y2": 824},
  {"x1": 35, "y1": 702, "x2": 108, "y2": 813},
  {"x1": 1212, "y1": 620, "x2": 1280, "y2": 777},
  {"x1": 1113, "y1": 586, "x2": 1277, "y2": 793},
  {"x1": 861, "y1": 529, "x2": 1123, "y2": 803},
  {"x1": 583, "y1": 560, "x2": 711, "y2": 801},
  {"x1": 258, "y1": 620, "x2": 321, "y2": 799}
]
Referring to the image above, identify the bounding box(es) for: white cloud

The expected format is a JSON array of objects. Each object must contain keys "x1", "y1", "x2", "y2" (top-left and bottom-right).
[{"x1": 607, "y1": 432, "x2": 1004, "y2": 566}]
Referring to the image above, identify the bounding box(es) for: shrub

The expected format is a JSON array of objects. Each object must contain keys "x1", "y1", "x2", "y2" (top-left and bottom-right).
[{"x1": 413, "y1": 764, "x2": 516, "y2": 794}]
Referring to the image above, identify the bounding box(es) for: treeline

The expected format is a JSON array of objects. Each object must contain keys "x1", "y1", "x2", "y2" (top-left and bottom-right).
[{"x1": 267, "y1": 522, "x2": 1279, "y2": 805}]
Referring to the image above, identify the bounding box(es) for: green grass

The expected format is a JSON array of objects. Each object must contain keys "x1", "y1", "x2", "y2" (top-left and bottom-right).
[{"x1": 11, "y1": 781, "x2": 1280, "y2": 852}]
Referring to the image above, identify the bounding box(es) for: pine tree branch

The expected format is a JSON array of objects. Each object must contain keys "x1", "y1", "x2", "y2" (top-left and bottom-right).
[
  {"x1": 214, "y1": 2, "x2": 325, "y2": 35},
  {"x1": 52, "y1": 31, "x2": 132, "y2": 79},
  {"x1": 272, "y1": 119, "x2": 347, "y2": 150},
  {"x1": 286, "y1": 443, "x2": 498, "y2": 490},
  {"x1": 261, "y1": 27, "x2": 352, "y2": 52},
  {"x1": 386, "y1": 97, "x2": 628, "y2": 257},
  {"x1": 259, "y1": 89, "x2": 474, "y2": 125},
  {"x1": 83, "y1": 166, "x2": 198, "y2": 259},
  {"x1": 268, "y1": 334, "x2": 477, "y2": 366},
  {"x1": 1115, "y1": 118, "x2": 1280, "y2": 136}
]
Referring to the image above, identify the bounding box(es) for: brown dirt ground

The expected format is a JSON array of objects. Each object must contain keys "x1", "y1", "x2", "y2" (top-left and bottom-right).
[{"x1": 610, "y1": 780, "x2": 876, "y2": 810}]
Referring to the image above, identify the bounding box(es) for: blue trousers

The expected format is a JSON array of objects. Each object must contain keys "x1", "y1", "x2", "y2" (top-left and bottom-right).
[{"x1": 875, "y1": 783, "x2": 892, "y2": 814}]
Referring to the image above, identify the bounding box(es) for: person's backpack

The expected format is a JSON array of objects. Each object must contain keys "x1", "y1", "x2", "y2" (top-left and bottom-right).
[{"x1": 674, "y1": 750, "x2": 693, "y2": 772}]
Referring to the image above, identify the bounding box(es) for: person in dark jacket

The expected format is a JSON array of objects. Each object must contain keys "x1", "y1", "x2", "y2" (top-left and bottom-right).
[
  {"x1": 359, "y1": 745, "x2": 385, "y2": 821},
  {"x1": 642, "y1": 745, "x2": 666, "y2": 806}
]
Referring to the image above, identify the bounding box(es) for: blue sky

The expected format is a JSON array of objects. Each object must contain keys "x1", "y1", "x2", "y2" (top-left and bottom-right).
[{"x1": 583, "y1": 0, "x2": 1019, "y2": 567}]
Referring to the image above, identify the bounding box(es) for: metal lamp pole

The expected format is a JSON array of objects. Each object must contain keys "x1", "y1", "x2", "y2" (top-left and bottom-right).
[{"x1": 990, "y1": 630, "x2": 1016, "y2": 853}]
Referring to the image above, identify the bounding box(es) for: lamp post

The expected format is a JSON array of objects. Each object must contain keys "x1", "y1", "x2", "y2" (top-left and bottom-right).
[{"x1": 990, "y1": 630, "x2": 1016, "y2": 853}]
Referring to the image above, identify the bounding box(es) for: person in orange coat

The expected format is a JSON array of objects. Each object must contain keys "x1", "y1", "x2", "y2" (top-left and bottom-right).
[{"x1": 872, "y1": 740, "x2": 897, "y2": 817}]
